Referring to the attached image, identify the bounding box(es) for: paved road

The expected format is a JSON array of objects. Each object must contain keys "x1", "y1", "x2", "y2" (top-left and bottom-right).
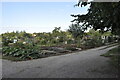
[{"x1": 2, "y1": 46, "x2": 118, "y2": 78}]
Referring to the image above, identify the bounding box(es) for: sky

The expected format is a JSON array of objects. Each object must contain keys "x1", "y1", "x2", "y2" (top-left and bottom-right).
[{"x1": 1, "y1": 1, "x2": 90, "y2": 34}]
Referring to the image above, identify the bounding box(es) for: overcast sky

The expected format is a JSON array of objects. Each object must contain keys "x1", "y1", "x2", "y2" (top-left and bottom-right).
[{"x1": 1, "y1": 1, "x2": 89, "y2": 33}]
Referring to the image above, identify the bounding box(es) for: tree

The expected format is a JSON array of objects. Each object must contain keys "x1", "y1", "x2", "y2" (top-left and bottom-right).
[
  {"x1": 52, "y1": 27, "x2": 61, "y2": 37},
  {"x1": 68, "y1": 24, "x2": 84, "y2": 39},
  {"x1": 71, "y1": 1, "x2": 120, "y2": 36}
]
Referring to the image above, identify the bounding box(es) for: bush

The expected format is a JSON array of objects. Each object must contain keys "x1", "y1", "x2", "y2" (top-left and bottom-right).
[{"x1": 78, "y1": 38, "x2": 104, "y2": 49}]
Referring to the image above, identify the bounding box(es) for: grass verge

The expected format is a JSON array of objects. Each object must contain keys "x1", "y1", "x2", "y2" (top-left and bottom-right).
[
  {"x1": 99, "y1": 42, "x2": 118, "y2": 50},
  {"x1": 100, "y1": 46, "x2": 120, "y2": 68}
]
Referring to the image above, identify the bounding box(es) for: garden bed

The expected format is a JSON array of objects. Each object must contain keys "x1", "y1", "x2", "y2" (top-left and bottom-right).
[
  {"x1": 2, "y1": 42, "x2": 118, "y2": 61},
  {"x1": 2, "y1": 44, "x2": 82, "y2": 61}
]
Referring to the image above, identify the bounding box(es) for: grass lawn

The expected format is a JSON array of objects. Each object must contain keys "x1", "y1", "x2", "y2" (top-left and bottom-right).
[
  {"x1": 101, "y1": 46, "x2": 120, "y2": 68},
  {"x1": 99, "y1": 43, "x2": 118, "y2": 50}
]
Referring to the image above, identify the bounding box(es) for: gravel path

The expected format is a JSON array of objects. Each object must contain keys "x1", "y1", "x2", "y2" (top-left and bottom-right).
[{"x1": 2, "y1": 45, "x2": 118, "y2": 78}]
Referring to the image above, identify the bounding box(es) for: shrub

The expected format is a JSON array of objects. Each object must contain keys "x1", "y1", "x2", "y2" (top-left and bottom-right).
[{"x1": 78, "y1": 38, "x2": 104, "y2": 49}]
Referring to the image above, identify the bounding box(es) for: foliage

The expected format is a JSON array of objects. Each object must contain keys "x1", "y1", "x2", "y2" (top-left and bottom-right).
[
  {"x1": 68, "y1": 24, "x2": 84, "y2": 39},
  {"x1": 81, "y1": 38, "x2": 103, "y2": 49},
  {"x1": 1, "y1": 27, "x2": 117, "y2": 61},
  {"x1": 2, "y1": 42, "x2": 42, "y2": 60},
  {"x1": 77, "y1": 29, "x2": 104, "y2": 49},
  {"x1": 2, "y1": 31, "x2": 33, "y2": 46},
  {"x1": 72, "y1": 1, "x2": 120, "y2": 36}
]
